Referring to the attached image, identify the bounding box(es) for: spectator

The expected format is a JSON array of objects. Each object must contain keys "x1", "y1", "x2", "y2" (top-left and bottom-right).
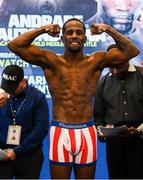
[{"x1": 0, "y1": 65, "x2": 49, "y2": 179}]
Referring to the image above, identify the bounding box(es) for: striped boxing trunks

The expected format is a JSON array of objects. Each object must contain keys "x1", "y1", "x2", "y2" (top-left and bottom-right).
[{"x1": 49, "y1": 120, "x2": 97, "y2": 166}]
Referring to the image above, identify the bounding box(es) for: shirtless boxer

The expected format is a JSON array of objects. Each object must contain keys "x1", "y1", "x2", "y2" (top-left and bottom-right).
[{"x1": 7, "y1": 18, "x2": 139, "y2": 179}]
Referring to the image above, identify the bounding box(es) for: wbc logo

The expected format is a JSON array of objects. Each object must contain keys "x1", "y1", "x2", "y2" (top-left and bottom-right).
[{"x1": 2, "y1": 73, "x2": 17, "y2": 81}]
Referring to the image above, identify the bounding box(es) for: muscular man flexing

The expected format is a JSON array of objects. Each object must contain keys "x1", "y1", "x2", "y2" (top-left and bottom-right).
[{"x1": 7, "y1": 18, "x2": 139, "y2": 179}]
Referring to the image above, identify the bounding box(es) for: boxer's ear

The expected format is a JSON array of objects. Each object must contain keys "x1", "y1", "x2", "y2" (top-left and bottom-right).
[{"x1": 61, "y1": 36, "x2": 64, "y2": 43}]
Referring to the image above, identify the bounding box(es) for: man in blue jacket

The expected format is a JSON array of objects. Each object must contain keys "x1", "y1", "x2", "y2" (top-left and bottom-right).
[{"x1": 0, "y1": 65, "x2": 49, "y2": 179}]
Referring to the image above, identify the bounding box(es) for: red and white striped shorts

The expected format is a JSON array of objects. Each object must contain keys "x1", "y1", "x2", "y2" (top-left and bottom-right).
[{"x1": 49, "y1": 120, "x2": 97, "y2": 166}]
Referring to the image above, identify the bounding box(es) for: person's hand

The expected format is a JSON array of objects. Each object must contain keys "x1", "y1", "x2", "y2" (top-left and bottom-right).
[
  {"x1": 5, "y1": 149, "x2": 16, "y2": 160},
  {"x1": 97, "y1": 126, "x2": 107, "y2": 142},
  {"x1": 0, "y1": 92, "x2": 9, "y2": 107},
  {"x1": 90, "y1": 23, "x2": 108, "y2": 35},
  {"x1": 44, "y1": 24, "x2": 61, "y2": 37},
  {"x1": 0, "y1": 148, "x2": 16, "y2": 161},
  {"x1": 120, "y1": 127, "x2": 139, "y2": 138}
]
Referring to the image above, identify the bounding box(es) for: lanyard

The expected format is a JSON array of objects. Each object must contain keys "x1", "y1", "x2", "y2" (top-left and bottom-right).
[{"x1": 9, "y1": 88, "x2": 28, "y2": 125}]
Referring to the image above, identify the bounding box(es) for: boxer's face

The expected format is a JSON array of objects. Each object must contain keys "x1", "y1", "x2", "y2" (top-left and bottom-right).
[
  {"x1": 101, "y1": 0, "x2": 141, "y2": 33},
  {"x1": 61, "y1": 20, "x2": 86, "y2": 52},
  {"x1": 37, "y1": 0, "x2": 56, "y2": 14}
]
